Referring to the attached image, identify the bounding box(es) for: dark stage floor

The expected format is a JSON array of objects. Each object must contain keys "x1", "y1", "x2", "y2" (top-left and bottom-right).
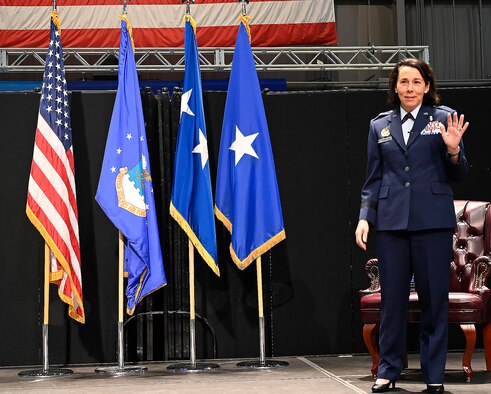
[{"x1": 1, "y1": 351, "x2": 490, "y2": 393}]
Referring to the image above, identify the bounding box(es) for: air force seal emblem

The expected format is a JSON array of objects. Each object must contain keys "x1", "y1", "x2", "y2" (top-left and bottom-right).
[{"x1": 116, "y1": 155, "x2": 152, "y2": 217}]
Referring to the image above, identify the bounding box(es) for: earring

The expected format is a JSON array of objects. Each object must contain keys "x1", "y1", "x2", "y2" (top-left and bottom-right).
[{"x1": 395, "y1": 89, "x2": 398, "y2": 93}]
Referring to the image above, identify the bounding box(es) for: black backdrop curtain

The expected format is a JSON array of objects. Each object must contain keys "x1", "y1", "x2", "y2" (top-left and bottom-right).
[{"x1": 0, "y1": 87, "x2": 489, "y2": 366}]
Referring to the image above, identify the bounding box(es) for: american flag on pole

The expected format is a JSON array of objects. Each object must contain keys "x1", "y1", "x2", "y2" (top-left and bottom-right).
[
  {"x1": 0, "y1": 0, "x2": 337, "y2": 47},
  {"x1": 26, "y1": 10, "x2": 85, "y2": 323}
]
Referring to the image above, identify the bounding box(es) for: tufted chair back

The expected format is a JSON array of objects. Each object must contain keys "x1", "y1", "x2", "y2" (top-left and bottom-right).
[{"x1": 451, "y1": 201, "x2": 491, "y2": 297}]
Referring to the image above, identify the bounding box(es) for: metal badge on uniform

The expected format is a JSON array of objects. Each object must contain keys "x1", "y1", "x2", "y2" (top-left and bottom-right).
[
  {"x1": 378, "y1": 127, "x2": 392, "y2": 143},
  {"x1": 420, "y1": 121, "x2": 442, "y2": 135}
]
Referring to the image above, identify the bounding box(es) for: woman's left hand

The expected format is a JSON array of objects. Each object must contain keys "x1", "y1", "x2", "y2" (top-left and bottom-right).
[{"x1": 440, "y1": 112, "x2": 469, "y2": 152}]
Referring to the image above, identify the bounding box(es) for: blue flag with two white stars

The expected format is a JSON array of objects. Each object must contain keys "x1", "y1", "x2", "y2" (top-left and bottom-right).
[{"x1": 170, "y1": 17, "x2": 219, "y2": 276}]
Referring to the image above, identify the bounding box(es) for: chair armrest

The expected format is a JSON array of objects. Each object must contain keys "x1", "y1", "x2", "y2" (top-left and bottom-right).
[
  {"x1": 468, "y1": 256, "x2": 491, "y2": 301},
  {"x1": 359, "y1": 258, "x2": 380, "y2": 294}
]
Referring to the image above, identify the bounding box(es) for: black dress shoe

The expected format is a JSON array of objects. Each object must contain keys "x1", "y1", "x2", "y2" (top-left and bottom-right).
[
  {"x1": 423, "y1": 384, "x2": 444, "y2": 393},
  {"x1": 371, "y1": 380, "x2": 395, "y2": 393}
]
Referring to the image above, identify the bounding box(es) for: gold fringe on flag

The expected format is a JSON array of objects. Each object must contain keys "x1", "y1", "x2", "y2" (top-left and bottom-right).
[
  {"x1": 238, "y1": 14, "x2": 252, "y2": 42},
  {"x1": 51, "y1": 10, "x2": 61, "y2": 35},
  {"x1": 124, "y1": 267, "x2": 167, "y2": 316},
  {"x1": 215, "y1": 205, "x2": 286, "y2": 271},
  {"x1": 230, "y1": 229, "x2": 286, "y2": 270},
  {"x1": 170, "y1": 202, "x2": 220, "y2": 276},
  {"x1": 121, "y1": 14, "x2": 135, "y2": 51},
  {"x1": 183, "y1": 14, "x2": 197, "y2": 34},
  {"x1": 26, "y1": 205, "x2": 85, "y2": 323}
]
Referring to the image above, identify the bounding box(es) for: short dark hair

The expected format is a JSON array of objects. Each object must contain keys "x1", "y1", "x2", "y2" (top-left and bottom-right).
[{"x1": 387, "y1": 58, "x2": 440, "y2": 107}]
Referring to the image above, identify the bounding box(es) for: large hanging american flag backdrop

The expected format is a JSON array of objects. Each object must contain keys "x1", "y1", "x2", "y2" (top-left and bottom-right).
[
  {"x1": 0, "y1": 0, "x2": 337, "y2": 47},
  {"x1": 26, "y1": 10, "x2": 85, "y2": 323}
]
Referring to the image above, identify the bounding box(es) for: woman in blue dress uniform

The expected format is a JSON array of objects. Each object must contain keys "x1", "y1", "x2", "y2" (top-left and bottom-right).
[{"x1": 355, "y1": 59, "x2": 469, "y2": 393}]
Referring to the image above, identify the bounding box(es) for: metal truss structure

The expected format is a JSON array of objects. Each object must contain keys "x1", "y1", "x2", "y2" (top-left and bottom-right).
[{"x1": 0, "y1": 46, "x2": 429, "y2": 74}]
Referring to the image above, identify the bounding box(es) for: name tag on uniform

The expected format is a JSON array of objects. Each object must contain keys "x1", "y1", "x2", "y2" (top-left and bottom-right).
[
  {"x1": 378, "y1": 136, "x2": 392, "y2": 144},
  {"x1": 421, "y1": 121, "x2": 442, "y2": 135}
]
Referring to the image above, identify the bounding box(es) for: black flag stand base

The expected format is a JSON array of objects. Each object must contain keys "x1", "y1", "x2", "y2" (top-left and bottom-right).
[
  {"x1": 18, "y1": 324, "x2": 74, "y2": 378},
  {"x1": 167, "y1": 362, "x2": 220, "y2": 373},
  {"x1": 94, "y1": 365, "x2": 147, "y2": 375},
  {"x1": 18, "y1": 367, "x2": 74, "y2": 378},
  {"x1": 236, "y1": 359, "x2": 289, "y2": 369}
]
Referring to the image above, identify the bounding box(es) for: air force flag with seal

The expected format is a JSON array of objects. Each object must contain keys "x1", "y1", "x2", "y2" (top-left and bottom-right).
[{"x1": 96, "y1": 15, "x2": 166, "y2": 315}]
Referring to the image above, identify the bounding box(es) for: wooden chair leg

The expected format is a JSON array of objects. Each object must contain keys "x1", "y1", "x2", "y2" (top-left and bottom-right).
[
  {"x1": 363, "y1": 323, "x2": 380, "y2": 377},
  {"x1": 483, "y1": 322, "x2": 491, "y2": 371},
  {"x1": 460, "y1": 324, "x2": 476, "y2": 382}
]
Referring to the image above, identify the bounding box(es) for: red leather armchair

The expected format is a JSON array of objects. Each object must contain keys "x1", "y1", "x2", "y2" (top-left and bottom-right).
[{"x1": 359, "y1": 200, "x2": 491, "y2": 382}]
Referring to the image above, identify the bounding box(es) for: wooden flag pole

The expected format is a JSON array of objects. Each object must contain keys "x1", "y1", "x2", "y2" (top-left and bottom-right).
[
  {"x1": 18, "y1": 244, "x2": 73, "y2": 377},
  {"x1": 117, "y1": 231, "x2": 125, "y2": 370},
  {"x1": 236, "y1": 254, "x2": 288, "y2": 369},
  {"x1": 166, "y1": 239, "x2": 219, "y2": 372},
  {"x1": 256, "y1": 256, "x2": 266, "y2": 365},
  {"x1": 94, "y1": 232, "x2": 146, "y2": 375},
  {"x1": 42, "y1": 244, "x2": 50, "y2": 371},
  {"x1": 189, "y1": 239, "x2": 197, "y2": 367},
  {"x1": 44, "y1": 244, "x2": 50, "y2": 325}
]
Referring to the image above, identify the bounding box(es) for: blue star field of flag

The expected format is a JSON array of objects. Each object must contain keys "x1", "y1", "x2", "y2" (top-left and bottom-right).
[{"x1": 39, "y1": 19, "x2": 72, "y2": 151}]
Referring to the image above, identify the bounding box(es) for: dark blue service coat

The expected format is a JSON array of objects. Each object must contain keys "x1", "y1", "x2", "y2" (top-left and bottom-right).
[{"x1": 359, "y1": 105, "x2": 469, "y2": 230}]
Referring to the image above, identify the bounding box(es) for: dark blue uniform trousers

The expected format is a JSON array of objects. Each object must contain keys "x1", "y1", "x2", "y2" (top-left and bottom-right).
[{"x1": 376, "y1": 229, "x2": 453, "y2": 384}]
